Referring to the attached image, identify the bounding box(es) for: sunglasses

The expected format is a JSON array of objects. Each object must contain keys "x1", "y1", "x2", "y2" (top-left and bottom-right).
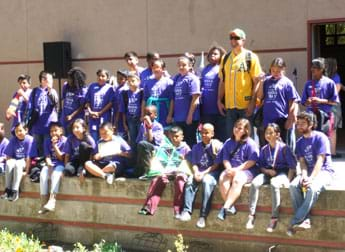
[{"x1": 229, "y1": 36, "x2": 241, "y2": 40}]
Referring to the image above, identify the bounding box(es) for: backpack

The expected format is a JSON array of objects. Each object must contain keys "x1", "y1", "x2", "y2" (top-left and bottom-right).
[{"x1": 221, "y1": 50, "x2": 252, "y2": 82}]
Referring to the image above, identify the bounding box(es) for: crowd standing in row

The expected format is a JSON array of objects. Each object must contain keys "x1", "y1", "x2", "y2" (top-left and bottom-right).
[{"x1": 0, "y1": 28, "x2": 342, "y2": 236}]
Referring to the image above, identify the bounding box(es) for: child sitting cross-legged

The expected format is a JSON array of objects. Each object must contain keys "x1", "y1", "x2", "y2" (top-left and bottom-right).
[{"x1": 84, "y1": 122, "x2": 131, "y2": 184}]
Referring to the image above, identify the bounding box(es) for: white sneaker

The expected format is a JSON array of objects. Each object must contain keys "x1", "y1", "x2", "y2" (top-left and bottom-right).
[
  {"x1": 44, "y1": 198, "x2": 56, "y2": 212},
  {"x1": 246, "y1": 215, "x2": 255, "y2": 229},
  {"x1": 174, "y1": 213, "x2": 182, "y2": 219},
  {"x1": 196, "y1": 217, "x2": 206, "y2": 228},
  {"x1": 179, "y1": 211, "x2": 191, "y2": 222},
  {"x1": 106, "y1": 174, "x2": 114, "y2": 185}
]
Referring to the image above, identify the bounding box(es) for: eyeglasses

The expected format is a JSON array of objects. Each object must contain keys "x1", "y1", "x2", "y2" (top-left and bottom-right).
[{"x1": 229, "y1": 36, "x2": 241, "y2": 40}]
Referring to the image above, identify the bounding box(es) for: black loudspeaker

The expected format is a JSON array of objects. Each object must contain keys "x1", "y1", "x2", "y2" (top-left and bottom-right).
[{"x1": 43, "y1": 42, "x2": 72, "y2": 78}]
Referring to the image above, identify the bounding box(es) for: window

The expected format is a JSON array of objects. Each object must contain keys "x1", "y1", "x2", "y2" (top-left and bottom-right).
[{"x1": 324, "y1": 23, "x2": 345, "y2": 46}]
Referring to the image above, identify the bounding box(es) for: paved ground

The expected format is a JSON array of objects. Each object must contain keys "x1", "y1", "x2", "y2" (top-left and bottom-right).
[{"x1": 328, "y1": 148, "x2": 345, "y2": 190}]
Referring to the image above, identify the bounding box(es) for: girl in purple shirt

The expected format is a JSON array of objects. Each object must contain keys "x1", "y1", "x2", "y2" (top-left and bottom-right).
[
  {"x1": 217, "y1": 118, "x2": 259, "y2": 221},
  {"x1": 63, "y1": 119, "x2": 96, "y2": 182},
  {"x1": 200, "y1": 45, "x2": 227, "y2": 142},
  {"x1": 60, "y1": 67, "x2": 88, "y2": 134},
  {"x1": 85, "y1": 69, "x2": 114, "y2": 141},
  {"x1": 1, "y1": 123, "x2": 37, "y2": 202},
  {"x1": 170, "y1": 56, "x2": 201, "y2": 147},
  {"x1": 246, "y1": 123, "x2": 296, "y2": 232},
  {"x1": 39, "y1": 122, "x2": 67, "y2": 214}
]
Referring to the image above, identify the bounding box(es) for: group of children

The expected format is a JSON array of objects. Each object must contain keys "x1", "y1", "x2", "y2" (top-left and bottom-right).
[{"x1": 0, "y1": 47, "x2": 335, "y2": 237}]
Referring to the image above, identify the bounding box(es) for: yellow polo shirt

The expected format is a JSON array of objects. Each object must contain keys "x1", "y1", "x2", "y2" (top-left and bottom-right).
[{"x1": 219, "y1": 49, "x2": 262, "y2": 109}]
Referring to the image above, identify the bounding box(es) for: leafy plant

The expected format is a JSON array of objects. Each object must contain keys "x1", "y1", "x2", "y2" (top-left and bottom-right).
[{"x1": 0, "y1": 229, "x2": 42, "y2": 252}]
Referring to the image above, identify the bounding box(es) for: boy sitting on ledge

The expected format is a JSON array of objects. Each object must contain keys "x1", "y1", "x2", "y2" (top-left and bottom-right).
[{"x1": 84, "y1": 122, "x2": 131, "y2": 184}]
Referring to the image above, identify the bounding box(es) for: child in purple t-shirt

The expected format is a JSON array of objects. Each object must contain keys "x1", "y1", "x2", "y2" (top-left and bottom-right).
[
  {"x1": 257, "y1": 57, "x2": 300, "y2": 148},
  {"x1": 63, "y1": 119, "x2": 96, "y2": 181},
  {"x1": 0, "y1": 123, "x2": 9, "y2": 173},
  {"x1": 142, "y1": 59, "x2": 174, "y2": 127},
  {"x1": 140, "y1": 52, "x2": 160, "y2": 84},
  {"x1": 85, "y1": 122, "x2": 131, "y2": 184},
  {"x1": 85, "y1": 69, "x2": 115, "y2": 141},
  {"x1": 119, "y1": 73, "x2": 143, "y2": 151},
  {"x1": 179, "y1": 123, "x2": 223, "y2": 228},
  {"x1": 5, "y1": 74, "x2": 32, "y2": 133},
  {"x1": 135, "y1": 105, "x2": 164, "y2": 177},
  {"x1": 200, "y1": 46, "x2": 227, "y2": 142},
  {"x1": 246, "y1": 123, "x2": 297, "y2": 232},
  {"x1": 171, "y1": 56, "x2": 201, "y2": 147},
  {"x1": 27, "y1": 71, "x2": 59, "y2": 157},
  {"x1": 124, "y1": 51, "x2": 145, "y2": 78},
  {"x1": 113, "y1": 70, "x2": 129, "y2": 138},
  {"x1": 217, "y1": 118, "x2": 259, "y2": 221},
  {"x1": 39, "y1": 122, "x2": 67, "y2": 214},
  {"x1": 1, "y1": 123, "x2": 37, "y2": 202},
  {"x1": 301, "y1": 58, "x2": 338, "y2": 136},
  {"x1": 138, "y1": 126, "x2": 191, "y2": 217},
  {"x1": 60, "y1": 67, "x2": 88, "y2": 134}
]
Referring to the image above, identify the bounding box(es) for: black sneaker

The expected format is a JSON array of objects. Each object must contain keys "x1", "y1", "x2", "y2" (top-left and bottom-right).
[
  {"x1": 0, "y1": 188, "x2": 12, "y2": 200},
  {"x1": 8, "y1": 190, "x2": 19, "y2": 202}
]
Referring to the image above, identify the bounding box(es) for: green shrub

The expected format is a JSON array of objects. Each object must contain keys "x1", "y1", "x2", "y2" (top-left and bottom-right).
[{"x1": 0, "y1": 228, "x2": 42, "y2": 252}]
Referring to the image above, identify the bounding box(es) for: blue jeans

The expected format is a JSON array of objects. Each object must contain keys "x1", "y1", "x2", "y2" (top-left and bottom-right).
[
  {"x1": 225, "y1": 109, "x2": 253, "y2": 139},
  {"x1": 127, "y1": 116, "x2": 141, "y2": 151},
  {"x1": 182, "y1": 170, "x2": 220, "y2": 218},
  {"x1": 289, "y1": 172, "x2": 332, "y2": 225}
]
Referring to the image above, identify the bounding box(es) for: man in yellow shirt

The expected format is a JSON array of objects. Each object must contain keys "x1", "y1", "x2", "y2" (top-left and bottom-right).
[{"x1": 217, "y1": 28, "x2": 263, "y2": 138}]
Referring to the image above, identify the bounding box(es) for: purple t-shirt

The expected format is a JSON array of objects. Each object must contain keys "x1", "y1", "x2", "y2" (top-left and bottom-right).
[
  {"x1": 263, "y1": 75, "x2": 300, "y2": 126},
  {"x1": 258, "y1": 141, "x2": 297, "y2": 173},
  {"x1": 119, "y1": 89, "x2": 142, "y2": 117},
  {"x1": 331, "y1": 73, "x2": 341, "y2": 84},
  {"x1": 191, "y1": 141, "x2": 219, "y2": 172},
  {"x1": 29, "y1": 87, "x2": 59, "y2": 134},
  {"x1": 44, "y1": 136, "x2": 67, "y2": 166},
  {"x1": 295, "y1": 131, "x2": 333, "y2": 175},
  {"x1": 173, "y1": 73, "x2": 201, "y2": 122},
  {"x1": 143, "y1": 77, "x2": 174, "y2": 126},
  {"x1": 85, "y1": 82, "x2": 114, "y2": 132},
  {"x1": 12, "y1": 89, "x2": 32, "y2": 130},
  {"x1": 60, "y1": 83, "x2": 88, "y2": 128},
  {"x1": 4, "y1": 135, "x2": 37, "y2": 159},
  {"x1": 136, "y1": 120, "x2": 164, "y2": 146},
  {"x1": 63, "y1": 134, "x2": 96, "y2": 161},
  {"x1": 218, "y1": 137, "x2": 259, "y2": 172},
  {"x1": 176, "y1": 141, "x2": 191, "y2": 157},
  {"x1": 140, "y1": 68, "x2": 154, "y2": 86},
  {"x1": 95, "y1": 135, "x2": 131, "y2": 164},
  {"x1": 200, "y1": 64, "x2": 221, "y2": 115},
  {"x1": 301, "y1": 76, "x2": 339, "y2": 113}
]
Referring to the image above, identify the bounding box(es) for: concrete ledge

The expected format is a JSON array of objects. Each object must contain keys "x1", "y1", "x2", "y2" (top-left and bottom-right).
[{"x1": 1, "y1": 176, "x2": 345, "y2": 251}]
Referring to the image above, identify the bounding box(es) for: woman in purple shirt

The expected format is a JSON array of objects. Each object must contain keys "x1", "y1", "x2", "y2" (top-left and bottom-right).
[{"x1": 217, "y1": 118, "x2": 259, "y2": 221}]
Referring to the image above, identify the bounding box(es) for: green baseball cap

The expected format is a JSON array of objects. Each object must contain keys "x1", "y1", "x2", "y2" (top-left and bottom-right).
[{"x1": 230, "y1": 28, "x2": 246, "y2": 40}]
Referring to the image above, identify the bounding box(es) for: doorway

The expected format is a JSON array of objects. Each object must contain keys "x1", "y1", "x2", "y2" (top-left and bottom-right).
[{"x1": 309, "y1": 19, "x2": 345, "y2": 148}]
